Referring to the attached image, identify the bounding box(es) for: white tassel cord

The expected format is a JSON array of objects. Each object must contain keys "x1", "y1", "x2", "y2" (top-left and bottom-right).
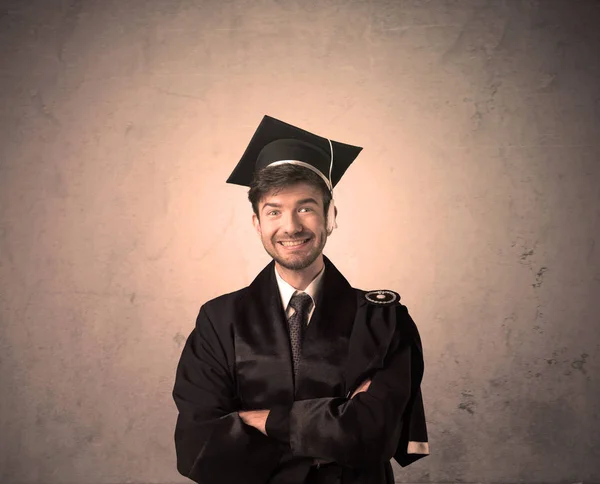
[{"x1": 326, "y1": 139, "x2": 337, "y2": 234}]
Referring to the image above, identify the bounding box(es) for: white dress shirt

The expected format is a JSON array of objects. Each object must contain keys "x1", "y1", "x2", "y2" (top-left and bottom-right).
[{"x1": 274, "y1": 265, "x2": 325, "y2": 324}]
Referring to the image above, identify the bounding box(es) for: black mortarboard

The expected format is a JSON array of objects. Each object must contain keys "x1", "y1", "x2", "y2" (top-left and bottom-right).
[{"x1": 226, "y1": 115, "x2": 363, "y2": 191}]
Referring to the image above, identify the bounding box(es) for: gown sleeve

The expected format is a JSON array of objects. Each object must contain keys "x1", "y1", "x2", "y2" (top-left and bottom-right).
[
  {"x1": 265, "y1": 304, "x2": 429, "y2": 469},
  {"x1": 173, "y1": 304, "x2": 281, "y2": 484}
]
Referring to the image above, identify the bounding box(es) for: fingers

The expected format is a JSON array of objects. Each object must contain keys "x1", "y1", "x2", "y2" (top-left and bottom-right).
[
  {"x1": 351, "y1": 382, "x2": 364, "y2": 398},
  {"x1": 238, "y1": 410, "x2": 269, "y2": 435},
  {"x1": 350, "y1": 378, "x2": 372, "y2": 398}
]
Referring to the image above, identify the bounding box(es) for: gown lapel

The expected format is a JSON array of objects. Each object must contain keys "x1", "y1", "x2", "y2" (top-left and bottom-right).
[
  {"x1": 233, "y1": 260, "x2": 295, "y2": 408},
  {"x1": 296, "y1": 256, "x2": 356, "y2": 399},
  {"x1": 233, "y1": 256, "x2": 359, "y2": 406}
]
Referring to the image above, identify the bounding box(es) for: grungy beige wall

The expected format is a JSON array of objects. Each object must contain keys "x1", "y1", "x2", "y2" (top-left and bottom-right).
[{"x1": 1, "y1": 0, "x2": 599, "y2": 483}]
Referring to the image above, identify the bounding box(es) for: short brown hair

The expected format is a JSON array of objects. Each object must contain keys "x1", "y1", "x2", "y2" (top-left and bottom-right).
[{"x1": 248, "y1": 164, "x2": 332, "y2": 219}]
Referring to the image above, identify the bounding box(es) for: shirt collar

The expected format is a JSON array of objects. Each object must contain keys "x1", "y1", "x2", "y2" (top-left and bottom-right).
[{"x1": 274, "y1": 264, "x2": 326, "y2": 311}]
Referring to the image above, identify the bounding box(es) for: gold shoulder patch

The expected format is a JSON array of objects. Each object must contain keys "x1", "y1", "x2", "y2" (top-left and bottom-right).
[{"x1": 364, "y1": 290, "x2": 400, "y2": 305}]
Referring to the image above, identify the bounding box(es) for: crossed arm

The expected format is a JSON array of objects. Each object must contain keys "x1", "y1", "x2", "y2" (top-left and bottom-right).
[
  {"x1": 173, "y1": 305, "x2": 418, "y2": 483},
  {"x1": 238, "y1": 337, "x2": 414, "y2": 468},
  {"x1": 238, "y1": 378, "x2": 372, "y2": 435},
  {"x1": 238, "y1": 379, "x2": 371, "y2": 467}
]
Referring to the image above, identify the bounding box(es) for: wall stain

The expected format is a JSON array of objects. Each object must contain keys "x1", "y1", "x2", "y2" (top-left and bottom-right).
[
  {"x1": 534, "y1": 303, "x2": 544, "y2": 322},
  {"x1": 538, "y1": 72, "x2": 557, "y2": 90},
  {"x1": 130, "y1": 292, "x2": 136, "y2": 303},
  {"x1": 502, "y1": 313, "x2": 515, "y2": 348},
  {"x1": 56, "y1": 0, "x2": 84, "y2": 64},
  {"x1": 31, "y1": 90, "x2": 60, "y2": 126},
  {"x1": 532, "y1": 266, "x2": 548, "y2": 288},
  {"x1": 520, "y1": 248, "x2": 534, "y2": 261},
  {"x1": 458, "y1": 391, "x2": 476, "y2": 415},
  {"x1": 173, "y1": 332, "x2": 186, "y2": 348},
  {"x1": 512, "y1": 237, "x2": 537, "y2": 264},
  {"x1": 489, "y1": 377, "x2": 506, "y2": 388},
  {"x1": 571, "y1": 353, "x2": 588, "y2": 374}
]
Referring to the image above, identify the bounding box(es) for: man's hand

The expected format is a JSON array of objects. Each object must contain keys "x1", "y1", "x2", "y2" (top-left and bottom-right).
[
  {"x1": 238, "y1": 410, "x2": 270, "y2": 435},
  {"x1": 350, "y1": 378, "x2": 371, "y2": 398}
]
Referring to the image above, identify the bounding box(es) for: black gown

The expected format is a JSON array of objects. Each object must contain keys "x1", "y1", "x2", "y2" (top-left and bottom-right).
[{"x1": 172, "y1": 256, "x2": 428, "y2": 484}]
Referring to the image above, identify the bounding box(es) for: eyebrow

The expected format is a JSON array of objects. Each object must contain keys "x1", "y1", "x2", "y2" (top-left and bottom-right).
[
  {"x1": 296, "y1": 198, "x2": 319, "y2": 206},
  {"x1": 261, "y1": 198, "x2": 320, "y2": 211}
]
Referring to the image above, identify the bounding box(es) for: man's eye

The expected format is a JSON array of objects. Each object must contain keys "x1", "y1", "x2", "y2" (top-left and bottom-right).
[
  {"x1": 268, "y1": 210, "x2": 280, "y2": 216},
  {"x1": 299, "y1": 207, "x2": 312, "y2": 213}
]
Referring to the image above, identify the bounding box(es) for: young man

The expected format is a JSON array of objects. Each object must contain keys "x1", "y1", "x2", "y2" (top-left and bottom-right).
[{"x1": 172, "y1": 116, "x2": 429, "y2": 484}]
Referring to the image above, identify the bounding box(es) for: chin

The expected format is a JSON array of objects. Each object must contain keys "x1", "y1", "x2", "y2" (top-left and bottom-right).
[
  {"x1": 277, "y1": 259, "x2": 315, "y2": 271},
  {"x1": 273, "y1": 249, "x2": 321, "y2": 271}
]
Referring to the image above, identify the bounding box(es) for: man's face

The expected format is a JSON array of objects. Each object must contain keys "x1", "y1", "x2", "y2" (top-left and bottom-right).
[{"x1": 252, "y1": 183, "x2": 328, "y2": 271}]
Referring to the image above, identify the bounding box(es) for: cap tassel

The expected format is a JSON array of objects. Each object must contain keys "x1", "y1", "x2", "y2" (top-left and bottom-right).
[{"x1": 326, "y1": 198, "x2": 337, "y2": 235}]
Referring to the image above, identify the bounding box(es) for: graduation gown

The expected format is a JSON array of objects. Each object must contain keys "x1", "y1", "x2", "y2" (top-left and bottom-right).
[{"x1": 172, "y1": 256, "x2": 428, "y2": 484}]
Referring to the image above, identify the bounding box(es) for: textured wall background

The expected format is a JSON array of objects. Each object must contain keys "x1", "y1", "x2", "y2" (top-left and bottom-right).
[{"x1": 1, "y1": 0, "x2": 599, "y2": 483}]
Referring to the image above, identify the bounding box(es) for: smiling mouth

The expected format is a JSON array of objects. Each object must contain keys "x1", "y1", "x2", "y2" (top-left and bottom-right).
[{"x1": 278, "y1": 238, "x2": 311, "y2": 247}]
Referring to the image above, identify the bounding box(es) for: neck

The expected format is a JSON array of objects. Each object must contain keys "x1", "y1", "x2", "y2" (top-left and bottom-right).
[{"x1": 275, "y1": 255, "x2": 325, "y2": 291}]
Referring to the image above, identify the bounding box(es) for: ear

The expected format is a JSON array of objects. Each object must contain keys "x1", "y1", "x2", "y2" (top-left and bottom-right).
[
  {"x1": 326, "y1": 199, "x2": 338, "y2": 236},
  {"x1": 252, "y1": 212, "x2": 262, "y2": 236}
]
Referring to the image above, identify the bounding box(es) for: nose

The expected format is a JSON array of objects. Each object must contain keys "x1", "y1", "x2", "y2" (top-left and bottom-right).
[{"x1": 282, "y1": 210, "x2": 303, "y2": 235}]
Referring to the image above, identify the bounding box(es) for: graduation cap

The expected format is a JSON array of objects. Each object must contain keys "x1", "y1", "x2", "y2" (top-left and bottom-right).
[{"x1": 227, "y1": 115, "x2": 363, "y2": 233}]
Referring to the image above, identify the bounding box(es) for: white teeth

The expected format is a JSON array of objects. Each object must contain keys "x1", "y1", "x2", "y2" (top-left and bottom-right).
[{"x1": 280, "y1": 239, "x2": 308, "y2": 247}]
